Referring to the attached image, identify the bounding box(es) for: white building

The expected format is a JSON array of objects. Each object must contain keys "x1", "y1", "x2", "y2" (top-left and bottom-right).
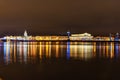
[{"x1": 70, "y1": 33, "x2": 93, "y2": 40}]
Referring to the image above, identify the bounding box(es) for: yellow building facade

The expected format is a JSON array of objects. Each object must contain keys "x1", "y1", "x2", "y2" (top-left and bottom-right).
[{"x1": 70, "y1": 33, "x2": 93, "y2": 40}]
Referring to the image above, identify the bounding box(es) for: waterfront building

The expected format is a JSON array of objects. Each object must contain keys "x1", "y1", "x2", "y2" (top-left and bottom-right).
[
  {"x1": 70, "y1": 33, "x2": 93, "y2": 40},
  {"x1": 0, "y1": 31, "x2": 118, "y2": 41},
  {"x1": 94, "y1": 36, "x2": 114, "y2": 41},
  {"x1": 35, "y1": 36, "x2": 68, "y2": 40}
]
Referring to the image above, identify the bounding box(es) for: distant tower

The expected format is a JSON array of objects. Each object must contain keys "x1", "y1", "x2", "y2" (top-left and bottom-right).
[
  {"x1": 116, "y1": 33, "x2": 119, "y2": 37},
  {"x1": 67, "y1": 30, "x2": 71, "y2": 40},
  {"x1": 114, "y1": 33, "x2": 119, "y2": 41},
  {"x1": 24, "y1": 30, "x2": 28, "y2": 37}
]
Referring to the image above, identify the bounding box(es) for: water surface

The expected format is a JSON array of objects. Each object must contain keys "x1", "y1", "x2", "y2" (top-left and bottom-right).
[{"x1": 0, "y1": 41, "x2": 120, "y2": 80}]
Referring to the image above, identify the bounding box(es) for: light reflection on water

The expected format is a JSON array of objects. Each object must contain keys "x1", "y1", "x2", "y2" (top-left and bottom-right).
[{"x1": 0, "y1": 41, "x2": 120, "y2": 64}]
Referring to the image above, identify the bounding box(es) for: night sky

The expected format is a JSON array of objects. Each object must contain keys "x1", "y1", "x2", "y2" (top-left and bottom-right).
[{"x1": 0, "y1": 0, "x2": 120, "y2": 36}]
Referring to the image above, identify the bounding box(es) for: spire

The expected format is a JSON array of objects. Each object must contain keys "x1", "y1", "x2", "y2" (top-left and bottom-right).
[{"x1": 24, "y1": 30, "x2": 28, "y2": 37}]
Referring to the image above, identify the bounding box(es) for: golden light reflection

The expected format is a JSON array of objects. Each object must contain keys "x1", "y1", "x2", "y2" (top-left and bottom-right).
[
  {"x1": 48, "y1": 42, "x2": 51, "y2": 58},
  {"x1": 96, "y1": 42, "x2": 115, "y2": 59},
  {"x1": 30, "y1": 42, "x2": 33, "y2": 57},
  {"x1": 32, "y1": 42, "x2": 37, "y2": 56},
  {"x1": 46, "y1": 42, "x2": 49, "y2": 58},
  {"x1": 39, "y1": 42, "x2": 42, "y2": 59},
  {"x1": 19, "y1": 42, "x2": 23, "y2": 63},
  {"x1": 70, "y1": 42, "x2": 94, "y2": 60},
  {"x1": 13, "y1": 42, "x2": 16, "y2": 63},
  {"x1": 110, "y1": 42, "x2": 114, "y2": 58},
  {"x1": 93, "y1": 42, "x2": 96, "y2": 57},
  {"x1": 55, "y1": 42, "x2": 59, "y2": 58},
  {"x1": 2, "y1": 41, "x2": 120, "y2": 64},
  {"x1": 106, "y1": 42, "x2": 109, "y2": 57}
]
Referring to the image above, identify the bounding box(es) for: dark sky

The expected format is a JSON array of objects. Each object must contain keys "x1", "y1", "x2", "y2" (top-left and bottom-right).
[{"x1": 0, "y1": 0, "x2": 120, "y2": 36}]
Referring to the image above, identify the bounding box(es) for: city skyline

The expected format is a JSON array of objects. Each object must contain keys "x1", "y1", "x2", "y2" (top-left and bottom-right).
[
  {"x1": 1, "y1": 29, "x2": 120, "y2": 37},
  {"x1": 1, "y1": 1, "x2": 120, "y2": 80}
]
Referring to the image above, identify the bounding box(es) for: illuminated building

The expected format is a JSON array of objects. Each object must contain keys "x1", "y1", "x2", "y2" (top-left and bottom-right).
[
  {"x1": 70, "y1": 33, "x2": 93, "y2": 40},
  {"x1": 95, "y1": 36, "x2": 114, "y2": 41},
  {"x1": 0, "y1": 31, "x2": 119, "y2": 41}
]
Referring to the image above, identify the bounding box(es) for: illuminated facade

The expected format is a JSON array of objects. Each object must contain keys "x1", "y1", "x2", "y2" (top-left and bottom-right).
[
  {"x1": 0, "y1": 31, "x2": 118, "y2": 41},
  {"x1": 34, "y1": 36, "x2": 67, "y2": 40},
  {"x1": 70, "y1": 33, "x2": 93, "y2": 40},
  {"x1": 2, "y1": 36, "x2": 68, "y2": 41},
  {"x1": 94, "y1": 36, "x2": 114, "y2": 41}
]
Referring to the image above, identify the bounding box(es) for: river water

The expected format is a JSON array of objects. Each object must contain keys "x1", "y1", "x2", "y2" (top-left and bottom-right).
[{"x1": 0, "y1": 41, "x2": 120, "y2": 80}]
